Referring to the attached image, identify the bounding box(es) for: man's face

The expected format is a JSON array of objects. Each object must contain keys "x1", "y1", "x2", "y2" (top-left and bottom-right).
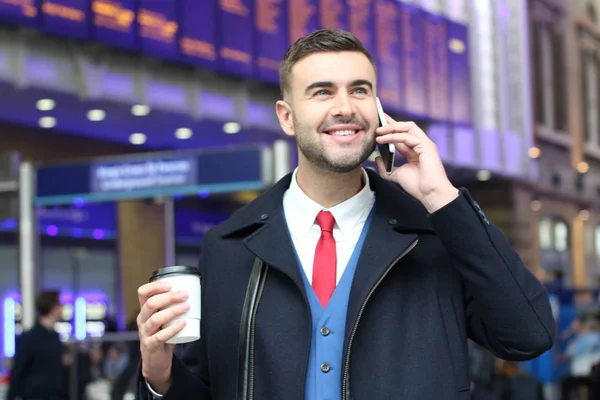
[{"x1": 277, "y1": 51, "x2": 379, "y2": 173}]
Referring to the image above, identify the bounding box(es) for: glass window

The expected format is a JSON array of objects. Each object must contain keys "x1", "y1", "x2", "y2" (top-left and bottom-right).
[
  {"x1": 596, "y1": 226, "x2": 600, "y2": 258},
  {"x1": 555, "y1": 221, "x2": 569, "y2": 252},
  {"x1": 539, "y1": 218, "x2": 553, "y2": 249}
]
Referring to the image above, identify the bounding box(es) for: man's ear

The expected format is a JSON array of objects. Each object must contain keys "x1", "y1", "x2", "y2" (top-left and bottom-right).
[{"x1": 276, "y1": 100, "x2": 295, "y2": 137}]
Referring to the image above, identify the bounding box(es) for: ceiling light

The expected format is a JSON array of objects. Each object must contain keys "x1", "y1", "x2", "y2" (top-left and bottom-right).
[
  {"x1": 476, "y1": 170, "x2": 491, "y2": 181},
  {"x1": 38, "y1": 116, "x2": 56, "y2": 129},
  {"x1": 577, "y1": 161, "x2": 589, "y2": 174},
  {"x1": 223, "y1": 122, "x2": 241, "y2": 134},
  {"x1": 36, "y1": 99, "x2": 55, "y2": 111},
  {"x1": 530, "y1": 200, "x2": 541, "y2": 211},
  {"x1": 129, "y1": 133, "x2": 146, "y2": 145},
  {"x1": 131, "y1": 104, "x2": 150, "y2": 116},
  {"x1": 579, "y1": 209, "x2": 590, "y2": 221},
  {"x1": 528, "y1": 146, "x2": 541, "y2": 159},
  {"x1": 87, "y1": 109, "x2": 106, "y2": 121},
  {"x1": 175, "y1": 127, "x2": 193, "y2": 140}
]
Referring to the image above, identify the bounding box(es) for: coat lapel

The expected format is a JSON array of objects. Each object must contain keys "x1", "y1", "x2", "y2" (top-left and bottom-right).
[{"x1": 243, "y1": 211, "x2": 307, "y2": 295}]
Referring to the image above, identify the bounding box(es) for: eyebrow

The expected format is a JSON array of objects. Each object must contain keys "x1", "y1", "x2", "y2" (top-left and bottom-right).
[{"x1": 304, "y1": 79, "x2": 374, "y2": 95}]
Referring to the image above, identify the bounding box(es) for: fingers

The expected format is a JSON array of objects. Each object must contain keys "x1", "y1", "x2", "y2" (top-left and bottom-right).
[
  {"x1": 138, "y1": 281, "x2": 171, "y2": 309},
  {"x1": 141, "y1": 301, "x2": 190, "y2": 338},
  {"x1": 376, "y1": 132, "x2": 421, "y2": 148},
  {"x1": 376, "y1": 120, "x2": 428, "y2": 140},
  {"x1": 137, "y1": 288, "x2": 188, "y2": 327},
  {"x1": 141, "y1": 319, "x2": 187, "y2": 351}
]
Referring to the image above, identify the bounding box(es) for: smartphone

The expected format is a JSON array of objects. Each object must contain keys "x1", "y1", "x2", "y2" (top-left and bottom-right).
[{"x1": 376, "y1": 97, "x2": 395, "y2": 175}]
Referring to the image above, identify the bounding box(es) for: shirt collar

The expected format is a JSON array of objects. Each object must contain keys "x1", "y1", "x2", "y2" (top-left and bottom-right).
[{"x1": 284, "y1": 167, "x2": 375, "y2": 237}]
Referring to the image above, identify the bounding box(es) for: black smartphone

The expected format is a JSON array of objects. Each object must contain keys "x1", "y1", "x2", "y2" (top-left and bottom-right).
[{"x1": 376, "y1": 97, "x2": 395, "y2": 175}]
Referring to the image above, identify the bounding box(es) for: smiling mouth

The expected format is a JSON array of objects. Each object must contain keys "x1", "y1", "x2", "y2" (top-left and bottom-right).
[{"x1": 328, "y1": 129, "x2": 360, "y2": 136}]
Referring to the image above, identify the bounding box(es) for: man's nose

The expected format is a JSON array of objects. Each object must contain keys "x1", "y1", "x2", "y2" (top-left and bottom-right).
[{"x1": 331, "y1": 93, "x2": 356, "y2": 117}]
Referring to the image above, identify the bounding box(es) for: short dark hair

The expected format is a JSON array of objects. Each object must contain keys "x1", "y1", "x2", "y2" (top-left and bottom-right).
[
  {"x1": 35, "y1": 290, "x2": 61, "y2": 317},
  {"x1": 279, "y1": 29, "x2": 376, "y2": 98}
]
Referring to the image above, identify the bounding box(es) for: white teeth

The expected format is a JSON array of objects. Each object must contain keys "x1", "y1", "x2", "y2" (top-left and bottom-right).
[{"x1": 331, "y1": 129, "x2": 357, "y2": 136}]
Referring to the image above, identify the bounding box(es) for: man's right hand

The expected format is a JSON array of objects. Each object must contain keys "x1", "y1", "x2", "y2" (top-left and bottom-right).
[{"x1": 137, "y1": 281, "x2": 190, "y2": 393}]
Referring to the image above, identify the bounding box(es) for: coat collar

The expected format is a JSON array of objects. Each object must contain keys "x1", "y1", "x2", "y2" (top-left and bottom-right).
[
  {"x1": 217, "y1": 168, "x2": 434, "y2": 239},
  {"x1": 215, "y1": 168, "x2": 435, "y2": 349}
]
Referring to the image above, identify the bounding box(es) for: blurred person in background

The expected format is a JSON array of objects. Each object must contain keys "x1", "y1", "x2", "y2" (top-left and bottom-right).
[
  {"x1": 136, "y1": 29, "x2": 555, "y2": 399},
  {"x1": 561, "y1": 315, "x2": 600, "y2": 399},
  {"x1": 7, "y1": 290, "x2": 67, "y2": 400}
]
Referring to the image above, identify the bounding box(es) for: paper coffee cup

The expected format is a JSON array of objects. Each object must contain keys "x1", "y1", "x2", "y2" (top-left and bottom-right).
[{"x1": 150, "y1": 265, "x2": 201, "y2": 344}]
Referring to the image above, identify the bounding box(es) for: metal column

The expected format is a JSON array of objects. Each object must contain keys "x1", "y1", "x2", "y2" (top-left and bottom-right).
[
  {"x1": 164, "y1": 197, "x2": 176, "y2": 266},
  {"x1": 19, "y1": 162, "x2": 38, "y2": 330}
]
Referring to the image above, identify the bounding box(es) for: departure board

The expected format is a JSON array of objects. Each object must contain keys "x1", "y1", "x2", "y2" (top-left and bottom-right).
[
  {"x1": 137, "y1": 0, "x2": 178, "y2": 60},
  {"x1": 374, "y1": 0, "x2": 402, "y2": 112},
  {"x1": 41, "y1": 0, "x2": 90, "y2": 39},
  {"x1": 447, "y1": 20, "x2": 471, "y2": 125},
  {"x1": 318, "y1": 0, "x2": 348, "y2": 30},
  {"x1": 288, "y1": 0, "x2": 318, "y2": 44},
  {"x1": 91, "y1": 0, "x2": 136, "y2": 50},
  {"x1": 254, "y1": 0, "x2": 287, "y2": 83},
  {"x1": 347, "y1": 0, "x2": 374, "y2": 55},
  {"x1": 424, "y1": 12, "x2": 449, "y2": 121},
  {"x1": 0, "y1": 0, "x2": 40, "y2": 25},
  {"x1": 219, "y1": 0, "x2": 253, "y2": 77},
  {"x1": 179, "y1": 0, "x2": 218, "y2": 70},
  {"x1": 399, "y1": 3, "x2": 428, "y2": 118}
]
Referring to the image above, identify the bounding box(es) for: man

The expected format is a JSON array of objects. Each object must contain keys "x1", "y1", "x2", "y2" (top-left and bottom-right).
[
  {"x1": 7, "y1": 290, "x2": 67, "y2": 400},
  {"x1": 136, "y1": 29, "x2": 555, "y2": 400}
]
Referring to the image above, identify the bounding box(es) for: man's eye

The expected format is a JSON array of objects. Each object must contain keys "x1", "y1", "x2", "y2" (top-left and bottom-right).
[
  {"x1": 354, "y1": 87, "x2": 368, "y2": 94},
  {"x1": 315, "y1": 90, "x2": 330, "y2": 96}
]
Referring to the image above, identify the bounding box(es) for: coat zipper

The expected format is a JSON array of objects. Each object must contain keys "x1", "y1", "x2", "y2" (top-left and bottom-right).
[
  {"x1": 341, "y1": 239, "x2": 419, "y2": 400},
  {"x1": 248, "y1": 266, "x2": 268, "y2": 400}
]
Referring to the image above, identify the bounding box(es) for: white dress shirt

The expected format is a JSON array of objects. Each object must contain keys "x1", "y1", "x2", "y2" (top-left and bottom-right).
[{"x1": 282, "y1": 168, "x2": 376, "y2": 285}]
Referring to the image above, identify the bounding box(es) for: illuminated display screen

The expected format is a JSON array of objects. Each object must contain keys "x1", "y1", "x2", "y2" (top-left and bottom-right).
[
  {"x1": 41, "y1": 0, "x2": 90, "y2": 39},
  {"x1": 318, "y1": 0, "x2": 348, "y2": 30},
  {"x1": 399, "y1": 3, "x2": 427, "y2": 118},
  {"x1": 138, "y1": 0, "x2": 178, "y2": 60},
  {"x1": 0, "y1": 0, "x2": 40, "y2": 25},
  {"x1": 91, "y1": 0, "x2": 136, "y2": 50},
  {"x1": 254, "y1": 0, "x2": 286, "y2": 83},
  {"x1": 219, "y1": 0, "x2": 253, "y2": 77},
  {"x1": 179, "y1": 0, "x2": 218, "y2": 70},
  {"x1": 0, "y1": 0, "x2": 471, "y2": 125},
  {"x1": 86, "y1": 302, "x2": 107, "y2": 320},
  {"x1": 424, "y1": 12, "x2": 449, "y2": 121},
  {"x1": 374, "y1": 0, "x2": 402, "y2": 112},
  {"x1": 447, "y1": 20, "x2": 471, "y2": 125},
  {"x1": 347, "y1": 0, "x2": 373, "y2": 55},
  {"x1": 288, "y1": 0, "x2": 317, "y2": 44}
]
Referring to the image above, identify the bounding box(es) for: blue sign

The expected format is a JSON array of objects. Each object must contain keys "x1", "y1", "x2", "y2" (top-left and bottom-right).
[
  {"x1": 90, "y1": 157, "x2": 197, "y2": 194},
  {"x1": 35, "y1": 147, "x2": 267, "y2": 206}
]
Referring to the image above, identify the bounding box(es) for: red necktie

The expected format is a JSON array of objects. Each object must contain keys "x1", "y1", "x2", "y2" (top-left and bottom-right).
[{"x1": 312, "y1": 211, "x2": 337, "y2": 307}]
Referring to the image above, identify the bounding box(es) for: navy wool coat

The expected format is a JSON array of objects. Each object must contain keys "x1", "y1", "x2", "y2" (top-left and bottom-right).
[{"x1": 138, "y1": 169, "x2": 555, "y2": 400}]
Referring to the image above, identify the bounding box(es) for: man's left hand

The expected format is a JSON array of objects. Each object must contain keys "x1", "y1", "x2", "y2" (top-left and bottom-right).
[{"x1": 375, "y1": 115, "x2": 459, "y2": 213}]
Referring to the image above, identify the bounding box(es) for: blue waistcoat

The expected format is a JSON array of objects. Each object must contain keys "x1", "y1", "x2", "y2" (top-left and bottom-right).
[{"x1": 293, "y1": 209, "x2": 374, "y2": 400}]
